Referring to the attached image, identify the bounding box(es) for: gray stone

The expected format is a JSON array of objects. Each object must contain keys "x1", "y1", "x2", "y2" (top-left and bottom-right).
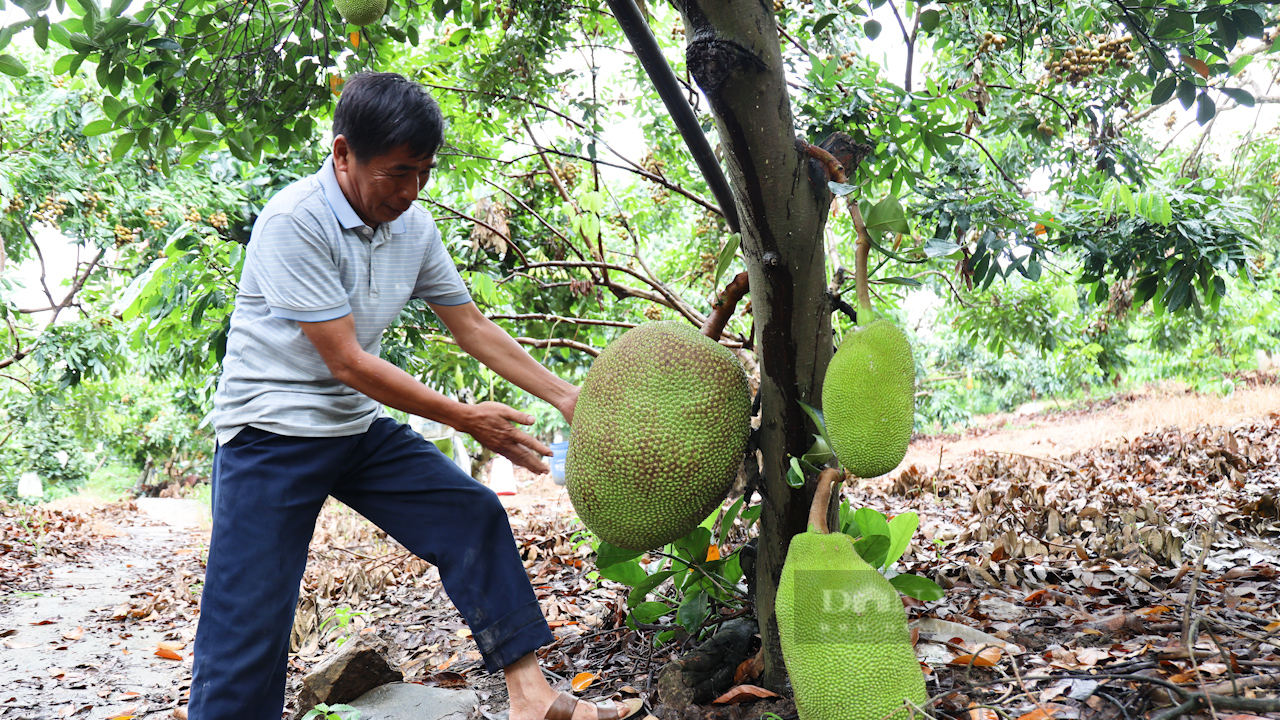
[
  {"x1": 295, "y1": 636, "x2": 404, "y2": 716},
  {"x1": 348, "y1": 683, "x2": 478, "y2": 720}
]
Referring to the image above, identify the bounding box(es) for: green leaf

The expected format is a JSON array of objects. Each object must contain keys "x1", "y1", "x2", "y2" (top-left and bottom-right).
[
  {"x1": 1233, "y1": 9, "x2": 1264, "y2": 39},
  {"x1": 53, "y1": 52, "x2": 77, "y2": 73},
  {"x1": 865, "y1": 194, "x2": 909, "y2": 239},
  {"x1": 1195, "y1": 92, "x2": 1216, "y2": 124},
  {"x1": 919, "y1": 8, "x2": 940, "y2": 32},
  {"x1": 1151, "y1": 76, "x2": 1177, "y2": 105},
  {"x1": 1230, "y1": 54, "x2": 1253, "y2": 75},
  {"x1": 711, "y1": 232, "x2": 740, "y2": 292},
  {"x1": 110, "y1": 131, "x2": 134, "y2": 160},
  {"x1": 101, "y1": 94, "x2": 124, "y2": 121},
  {"x1": 596, "y1": 558, "x2": 647, "y2": 586},
  {"x1": 1176, "y1": 79, "x2": 1196, "y2": 109},
  {"x1": 0, "y1": 53, "x2": 27, "y2": 76},
  {"x1": 1152, "y1": 15, "x2": 1184, "y2": 38},
  {"x1": 885, "y1": 511, "x2": 918, "y2": 568},
  {"x1": 630, "y1": 601, "x2": 673, "y2": 624},
  {"x1": 923, "y1": 239, "x2": 961, "y2": 258},
  {"x1": 812, "y1": 12, "x2": 837, "y2": 35},
  {"x1": 82, "y1": 118, "x2": 113, "y2": 135},
  {"x1": 145, "y1": 36, "x2": 181, "y2": 51},
  {"x1": 786, "y1": 457, "x2": 806, "y2": 488},
  {"x1": 33, "y1": 14, "x2": 48, "y2": 49},
  {"x1": 828, "y1": 180, "x2": 857, "y2": 197},
  {"x1": 853, "y1": 507, "x2": 890, "y2": 538},
  {"x1": 801, "y1": 435, "x2": 833, "y2": 466},
  {"x1": 674, "y1": 526, "x2": 711, "y2": 564},
  {"x1": 1214, "y1": 16, "x2": 1238, "y2": 48},
  {"x1": 595, "y1": 541, "x2": 643, "y2": 568},
  {"x1": 1220, "y1": 87, "x2": 1254, "y2": 107},
  {"x1": 676, "y1": 590, "x2": 709, "y2": 632},
  {"x1": 888, "y1": 573, "x2": 945, "y2": 601},
  {"x1": 876, "y1": 276, "x2": 924, "y2": 287},
  {"x1": 797, "y1": 400, "x2": 831, "y2": 450},
  {"x1": 627, "y1": 570, "x2": 676, "y2": 607},
  {"x1": 863, "y1": 19, "x2": 881, "y2": 40},
  {"x1": 852, "y1": 533, "x2": 890, "y2": 569},
  {"x1": 720, "y1": 496, "x2": 745, "y2": 537}
]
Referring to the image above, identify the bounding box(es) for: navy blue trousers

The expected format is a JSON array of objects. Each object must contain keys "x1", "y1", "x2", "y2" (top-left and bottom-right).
[{"x1": 188, "y1": 418, "x2": 553, "y2": 720}]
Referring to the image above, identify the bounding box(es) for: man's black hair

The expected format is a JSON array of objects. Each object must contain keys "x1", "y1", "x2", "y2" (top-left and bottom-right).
[{"x1": 332, "y1": 72, "x2": 445, "y2": 162}]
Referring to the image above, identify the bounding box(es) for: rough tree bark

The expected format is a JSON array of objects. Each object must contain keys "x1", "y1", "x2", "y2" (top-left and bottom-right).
[{"x1": 671, "y1": 0, "x2": 835, "y2": 690}]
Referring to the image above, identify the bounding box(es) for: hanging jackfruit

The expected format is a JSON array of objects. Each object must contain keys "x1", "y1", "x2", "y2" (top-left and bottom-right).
[
  {"x1": 776, "y1": 469, "x2": 928, "y2": 720},
  {"x1": 566, "y1": 321, "x2": 751, "y2": 551},
  {"x1": 822, "y1": 318, "x2": 915, "y2": 478}
]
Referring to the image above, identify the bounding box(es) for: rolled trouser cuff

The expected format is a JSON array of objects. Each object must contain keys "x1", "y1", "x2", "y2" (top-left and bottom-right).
[{"x1": 472, "y1": 599, "x2": 555, "y2": 672}]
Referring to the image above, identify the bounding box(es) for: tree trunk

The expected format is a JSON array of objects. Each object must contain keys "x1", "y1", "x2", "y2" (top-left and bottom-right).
[{"x1": 673, "y1": 0, "x2": 834, "y2": 690}]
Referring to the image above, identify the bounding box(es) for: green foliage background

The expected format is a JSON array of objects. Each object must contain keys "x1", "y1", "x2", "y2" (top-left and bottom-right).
[{"x1": 0, "y1": 0, "x2": 1275, "y2": 499}]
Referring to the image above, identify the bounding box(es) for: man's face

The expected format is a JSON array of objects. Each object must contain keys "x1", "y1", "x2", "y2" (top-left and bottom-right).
[{"x1": 333, "y1": 137, "x2": 436, "y2": 226}]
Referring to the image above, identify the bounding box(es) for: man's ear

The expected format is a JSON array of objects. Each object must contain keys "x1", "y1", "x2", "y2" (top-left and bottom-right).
[{"x1": 333, "y1": 135, "x2": 354, "y2": 173}]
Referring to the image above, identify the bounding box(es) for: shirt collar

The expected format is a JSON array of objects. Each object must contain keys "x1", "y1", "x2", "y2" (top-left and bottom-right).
[{"x1": 317, "y1": 155, "x2": 407, "y2": 236}]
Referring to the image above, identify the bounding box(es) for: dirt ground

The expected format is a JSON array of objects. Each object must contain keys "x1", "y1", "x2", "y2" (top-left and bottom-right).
[
  {"x1": 901, "y1": 380, "x2": 1280, "y2": 473},
  {"x1": 2, "y1": 380, "x2": 1279, "y2": 720}
]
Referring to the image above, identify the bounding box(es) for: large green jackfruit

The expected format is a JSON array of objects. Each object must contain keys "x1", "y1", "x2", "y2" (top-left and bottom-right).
[
  {"x1": 822, "y1": 319, "x2": 915, "y2": 477},
  {"x1": 777, "y1": 471, "x2": 928, "y2": 720},
  {"x1": 566, "y1": 321, "x2": 751, "y2": 551},
  {"x1": 334, "y1": 0, "x2": 385, "y2": 25}
]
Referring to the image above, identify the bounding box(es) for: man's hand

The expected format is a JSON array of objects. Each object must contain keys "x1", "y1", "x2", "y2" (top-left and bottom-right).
[
  {"x1": 459, "y1": 401, "x2": 552, "y2": 474},
  {"x1": 555, "y1": 385, "x2": 581, "y2": 426}
]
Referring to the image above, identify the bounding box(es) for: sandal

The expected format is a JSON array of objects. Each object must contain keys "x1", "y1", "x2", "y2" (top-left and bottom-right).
[{"x1": 543, "y1": 690, "x2": 621, "y2": 720}]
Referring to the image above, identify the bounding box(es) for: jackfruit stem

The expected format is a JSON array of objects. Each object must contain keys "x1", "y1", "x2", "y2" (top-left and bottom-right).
[
  {"x1": 849, "y1": 201, "x2": 874, "y2": 326},
  {"x1": 807, "y1": 468, "x2": 845, "y2": 534},
  {"x1": 702, "y1": 271, "x2": 750, "y2": 340}
]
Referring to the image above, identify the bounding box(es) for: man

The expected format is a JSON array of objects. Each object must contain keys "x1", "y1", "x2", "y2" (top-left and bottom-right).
[{"x1": 191, "y1": 72, "x2": 625, "y2": 720}]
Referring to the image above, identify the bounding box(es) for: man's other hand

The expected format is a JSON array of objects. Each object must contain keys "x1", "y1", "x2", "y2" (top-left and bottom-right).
[{"x1": 461, "y1": 401, "x2": 552, "y2": 474}]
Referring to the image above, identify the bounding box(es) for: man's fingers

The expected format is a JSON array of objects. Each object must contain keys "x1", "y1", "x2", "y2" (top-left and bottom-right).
[{"x1": 508, "y1": 446, "x2": 549, "y2": 474}]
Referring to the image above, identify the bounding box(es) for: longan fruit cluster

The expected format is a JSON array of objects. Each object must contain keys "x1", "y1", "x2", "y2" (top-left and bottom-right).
[
  {"x1": 59, "y1": 139, "x2": 76, "y2": 153},
  {"x1": 208, "y1": 210, "x2": 229, "y2": 229},
  {"x1": 144, "y1": 206, "x2": 168, "y2": 230},
  {"x1": 32, "y1": 194, "x2": 68, "y2": 226},
  {"x1": 640, "y1": 151, "x2": 667, "y2": 178},
  {"x1": 555, "y1": 161, "x2": 580, "y2": 187},
  {"x1": 1044, "y1": 32, "x2": 1134, "y2": 86},
  {"x1": 183, "y1": 208, "x2": 202, "y2": 224},
  {"x1": 114, "y1": 224, "x2": 140, "y2": 246},
  {"x1": 5, "y1": 195, "x2": 24, "y2": 214},
  {"x1": 978, "y1": 31, "x2": 1008, "y2": 54},
  {"x1": 84, "y1": 191, "x2": 108, "y2": 222},
  {"x1": 644, "y1": 304, "x2": 664, "y2": 321},
  {"x1": 497, "y1": 2, "x2": 516, "y2": 30}
]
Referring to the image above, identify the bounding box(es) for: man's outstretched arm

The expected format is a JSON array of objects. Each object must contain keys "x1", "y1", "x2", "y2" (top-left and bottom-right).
[
  {"x1": 428, "y1": 301, "x2": 580, "y2": 424},
  {"x1": 298, "y1": 313, "x2": 554, "y2": 473}
]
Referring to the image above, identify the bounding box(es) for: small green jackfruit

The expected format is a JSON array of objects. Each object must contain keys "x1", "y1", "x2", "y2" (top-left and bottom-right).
[
  {"x1": 822, "y1": 319, "x2": 915, "y2": 477},
  {"x1": 777, "y1": 470, "x2": 928, "y2": 720},
  {"x1": 566, "y1": 321, "x2": 751, "y2": 551},
  {"x1": 334, "y1": 0, "x2": 385, "y2": 25}
]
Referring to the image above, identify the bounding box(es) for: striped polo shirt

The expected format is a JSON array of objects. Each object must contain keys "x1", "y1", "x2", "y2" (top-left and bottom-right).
[{"x1": 210, "y1": 155, "x2": 471, "y2": 444}]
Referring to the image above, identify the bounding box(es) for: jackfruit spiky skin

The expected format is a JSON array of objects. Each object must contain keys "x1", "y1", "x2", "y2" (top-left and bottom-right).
[
  {"x1": 566, "y1": 321, "x2": 751, "y2": 551},
  {"x1": 822, "y1": 319, "x2": 915, "y2": 477},
  {"x1": 777, "y1": 531, "x2": 928, "y2": 720},
  {"x1": 334, "y1": 0, "x2": 385, "y2": 25}
]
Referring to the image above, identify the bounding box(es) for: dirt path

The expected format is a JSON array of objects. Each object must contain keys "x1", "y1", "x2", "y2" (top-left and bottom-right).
[
  {"x1": 0, "y1": 499, "x2": 206, "y2": 720},
  {"x1": 898, "y1": 381, "x2": 1280, "y2": 476}
]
